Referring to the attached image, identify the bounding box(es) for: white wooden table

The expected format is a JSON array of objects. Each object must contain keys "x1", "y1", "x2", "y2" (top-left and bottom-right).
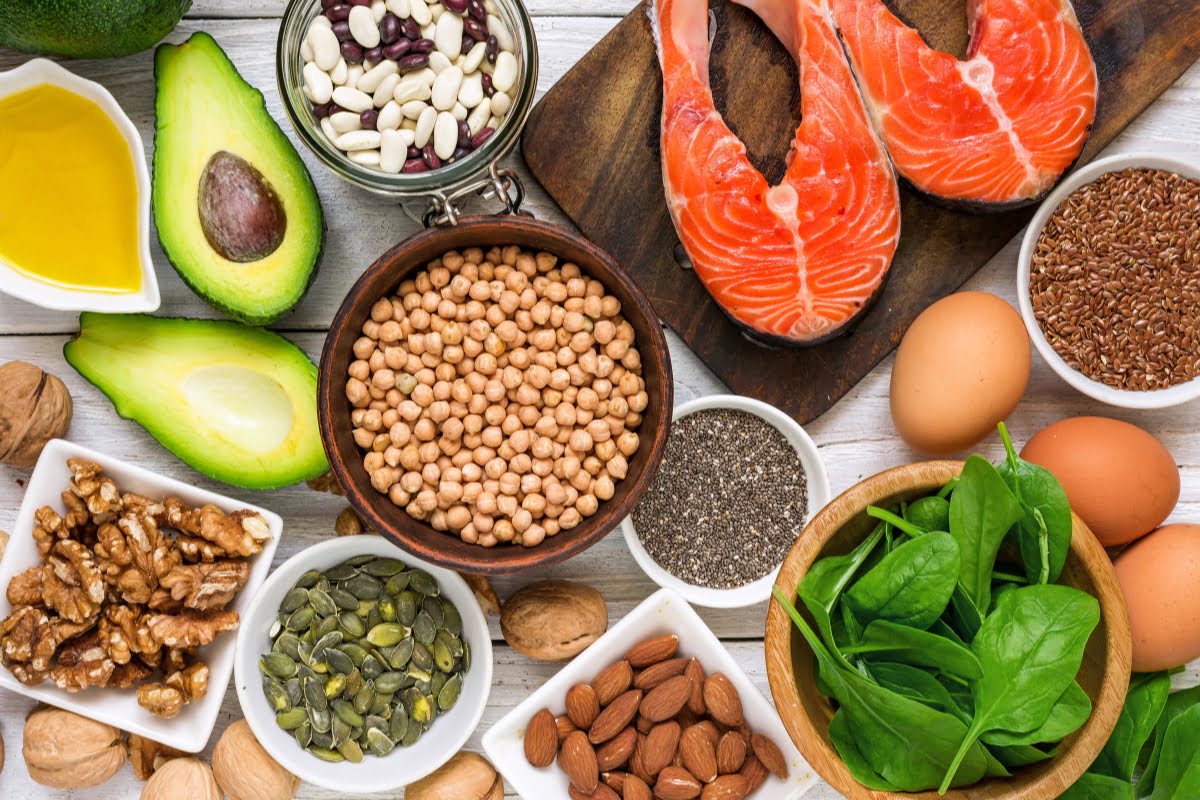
[{"x1": 0, "y1": 2, "x2": 1197, "y2": 797}]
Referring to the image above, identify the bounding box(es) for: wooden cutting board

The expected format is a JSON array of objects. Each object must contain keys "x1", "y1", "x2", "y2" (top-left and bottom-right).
[{"x1": 522, "y1": 0, "x2": 1200, "y2": 423}]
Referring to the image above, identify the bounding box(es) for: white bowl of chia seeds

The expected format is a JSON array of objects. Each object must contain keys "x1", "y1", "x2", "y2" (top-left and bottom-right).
[
  {"x1": 619, "y1": 394, "x2": 831, "y2": 608},
  {"x1": 1017, "y1": 152, "x2": 1200, "y2": 409}
]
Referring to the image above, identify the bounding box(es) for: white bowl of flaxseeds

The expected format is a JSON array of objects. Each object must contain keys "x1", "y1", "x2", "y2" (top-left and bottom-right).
[
  {"x1": 619, "y1": 395, "x2": 830, "y2": 608},
  {"x1": 1018, "y1": 152, "x2": 1200, "y2": 409}
]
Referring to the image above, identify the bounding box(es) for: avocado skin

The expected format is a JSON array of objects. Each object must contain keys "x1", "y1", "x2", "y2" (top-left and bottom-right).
[
  {"x1": 64, "y1": 313, "x2": 329, "y2": 491},
  {"x1": 0, "y1": 0, "x2": 191, "y2": 58},
  {"x1": 153, "y1": 33, "x2": 325, "y2": 327}
]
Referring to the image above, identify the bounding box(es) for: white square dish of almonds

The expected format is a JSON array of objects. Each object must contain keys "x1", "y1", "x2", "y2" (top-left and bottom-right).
[
  {"x1": 483, "y1": 588, "x2": 817, "y2": 799},
  {"x1": 0, "y1": 439, "x2": 283, "y2": 752}
]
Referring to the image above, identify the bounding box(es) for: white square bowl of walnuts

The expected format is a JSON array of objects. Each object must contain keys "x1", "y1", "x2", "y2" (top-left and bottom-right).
[
  {"x1": 0, "y1": 438, "x2": 283, "y2": 752},
  {"x1": 483, "y1": 587, "x2": 819, "y2": 800}
]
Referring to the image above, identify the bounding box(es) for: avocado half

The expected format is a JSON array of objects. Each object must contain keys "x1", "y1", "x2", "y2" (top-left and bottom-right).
[
  {"x1": 153, "y1": 32, "x2": 324, "y2": 326},
  {"x1": 64, "y1": 313, "x2": 329, "y2": 490},
  {"x1": 0, "y1": 0, "x2": 190, "y2": 58}
]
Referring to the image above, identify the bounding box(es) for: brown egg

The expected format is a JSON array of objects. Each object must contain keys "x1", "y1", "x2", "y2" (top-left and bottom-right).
[
  {"x1": 890, "y1": 292, "x2": 1030, "y2": 455},
  {"x1": 1114, "y1": 524, "x2": 1200, "y2": 672},
  {"x1": 1021, "y1": 417, "x2": 1178, "y2": 547}
]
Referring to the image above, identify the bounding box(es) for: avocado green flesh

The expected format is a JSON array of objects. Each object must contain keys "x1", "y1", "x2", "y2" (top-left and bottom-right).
[
  {"x1": 0, "y1": 0, "x2": 191, "y2": 58},
  {"x1": 153, "y1": 32, "x2": 324, "y2": 326},
  {"x1": 64, "y1": 313, "x2": 328, "y2": 490}
]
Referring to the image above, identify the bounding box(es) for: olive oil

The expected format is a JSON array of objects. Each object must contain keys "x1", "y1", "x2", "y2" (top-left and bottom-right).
[{"x1": 0, "y1": 83, "x2": 141, "y2": 293}]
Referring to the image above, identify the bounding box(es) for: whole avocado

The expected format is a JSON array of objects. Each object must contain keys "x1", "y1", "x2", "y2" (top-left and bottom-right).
[{"x1": 0, "y1": 0, "x2": 191, "y2": 58}]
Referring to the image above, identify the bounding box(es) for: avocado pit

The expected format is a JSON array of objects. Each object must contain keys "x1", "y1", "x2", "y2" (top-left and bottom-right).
[{"x1": 198, "y1": 150, "x2": 287, "y2": 262}]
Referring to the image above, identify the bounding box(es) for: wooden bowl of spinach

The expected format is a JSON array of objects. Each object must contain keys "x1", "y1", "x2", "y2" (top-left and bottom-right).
[{"x1": 765, "y1": 426, "x2": 1131, "y2": 799}]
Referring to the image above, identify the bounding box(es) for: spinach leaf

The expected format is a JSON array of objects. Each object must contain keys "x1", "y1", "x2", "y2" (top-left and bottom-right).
[
  {"x1": 867, "y1": 505, "x2": 929, "y2": 538},
  {"x1": 842, "y1": 620, "x2": 983, "y2": 681},
  {"x1": 948, "y1": 455, "x2": 1024, "y2": 617},
  {"x1": 982, "y1": 680, "x2": 1091, "y2": 746},
  {"x1": 1088, "y1": 671, "x2": 1170, "y2": 782},
  {"x1": 1139, "y1": 685, "x2": 1200, "y2": 797},
  {"x1": 828, "y1": 709, "x2": 900, "y2": 791},
  {"x1": 1060, "y1": 772, "x2": 1136, "y2": 800},
  {"x1": 1150, "y1": 704, "x2": 1200, "y2": 800},
  {"x1": 869, "y1": 662, "x2": 964, "y2": 718},
  {"x1": 996, "y1": 423, "x2": 1072, "y2": 584},
  {"x1": 844, "y1": 532, "x2": 960, "y2": 630},
  {"x1": 938, "y1": 584, "x2": 1100, "y2": 793},
  {"x1": 798, "y1": 522, "x2": 885, "y2": 665},
  {"x1": 989, "y1": 743, "x2": 1056, "y2": 769},
  {"x1": 907, "y1": 495, "x2": 950, "y2": 533},
  {"x1": 774, "y1": 588, "x2": 991, "y2": 791}
]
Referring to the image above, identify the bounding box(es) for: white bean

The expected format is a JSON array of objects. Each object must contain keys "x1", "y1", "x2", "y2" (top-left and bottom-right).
[
  {"x1": 458, "y1": 72, "x2": 483, "y2": 109},
  {"x1": 371, "y1": 0, "x2": 387, "y2": 23},
  {"x1": 428, "y1": 51, "x2": 453, "y2": 74},
  {"x1": 486, "y1": 114, "x2": 500, "y2": 130},
  {"x1": 349, "y1": 6, "x2": 381, "y2": 49},
  {"x1": 489, "y1": 90, "x2": 511, "y2": 116},
  {"x1": 303, "y1": 62, "x2": 334, "y2": 104},
  {"x1": 420, "y1": 22, "x2": 436, "y2": 40},
  {"x1": 385, "y1": 0, "x2": 409, "y2": 17},
  {"x1": 320, "y1": 116, "x2": 338, "y2": 141},
  {"x1": 357, "y1": 60, "x2": 398, "y2": 94},
  {"x1": 350, "y1": 149, "x2": 382, "y2": 167},
  {"x1": 461, "y1": 41, "x2": 487, "y2": 74},
  {"x1": 492, "y1": 50, "x2": 517, "y2": 93},
  {"x1": 434, "y1": 11, "x2": 463, "y2": 59},
  {"x1": 345, "y1": 64, "x2": 365, "y2": 89},
  {"x1": 309, "y1": 25, "x2": 341, "y2": 71},
  {"x1": 431, "y1": 67, "x2": 463, "y2": 111},
  {"x1": 433, "y1": 110, "x2": 458, "y2": 160},
  {"x1": 374, "y1": 73, "x2": 402, "y2": 107},
  {"x1": 415, "y1": 106, "x2": 437, "y2": 148},
  {"x1": 401, "y1": 117, "x2": 418, "y2": 132},
  {"x1": 330, "y1": 57, "x2": 349, "y2": 86},
  {"x1": 333, "y1": 86, "x2": 374, "y2": 113},
  {"x1": 450, "y1": 102, "x2": 468, "y2": 121},
  {"x1": 414, "y1": 67, "x2": 437, "y2": 87},
  {"x1": 429, "y1": 3, "x2": 444, "y2": 20},
  {"x1": 335, "y1": 130, "x2": 382, "y2": 151},
  {"x1": 409, "y1": 0, "x2": 432, "y2": 26},
  {"x1": 402, "y1": 99, "x2": 430, "y2": 119},
  {"x1": 486, "y1": 14, "x2": 514, "y2": 52},
  {"x1": 330, "y1": 111, "x2": 364, "y2": 133},
  {"x1": 377, "y1": 100, "x2": 404, "y2": 131},
  {"x1": 393, "y1": 74, "x2": 432, "y2": 104},
  {"x1": 466, "y1": 97, "x2": 491, "y2": 135},
  {"x1": 300, "y1": 38, "x2": 314, "y2": 63},
  {"x1": 308, "y1": 15, "x2": 332, "y2": 36},
  {"x1": 380, "y1": 129, "x2": 407, "y2": 173}
]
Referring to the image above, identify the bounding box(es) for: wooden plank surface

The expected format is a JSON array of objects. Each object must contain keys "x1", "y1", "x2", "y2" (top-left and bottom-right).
[
  {"x1": 1, "y1": 1, "x2": 1199, "y2": 797},
  {"x1": 522, "y1": 0, "x2": 1200, "y2": 424}
]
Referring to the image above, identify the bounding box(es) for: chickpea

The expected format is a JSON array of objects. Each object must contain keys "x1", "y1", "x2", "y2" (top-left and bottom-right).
[
  {"x1": 467, "y1": 394, "x2": 488, "y2": 415},
  {"x1": 545, "y1": 480, "x2": 567, "y2": 507},
  {"x1": 577, "y1": 493, "x2": 599, "y2": 518},
  {"x1": 437, "y1": 480, "x2": 463, "y2": 505},
  {"x1": 629, "y1": 391, "x2": 649, "y2": 413},
  {"x1": 516, "y1": 404, "x2": 540, "y2": 426},
  {"x1": 379, "y1": 320, "x2": 403, "y2": 343},
  {"x1": 472, "y1": 513, "x2": 494, "y2": 534},
  {"x1": 462, "y1": 482, "x2": 483, "y2": 504},
  {"x1": 559, "y1": 507, "x2": 582, "y2": 530},
  {"x1": 419, "y1": 442, "x2": 440, "y2": 464},
  {"x1": 569, "y1": 332, "x2": 593, "y2": 355},
  {"x1": 346, "y1": 378, "x2": 370, "y2": 408},
  {"x1": 362, "y1": 319, "x2": 382, "y2": 340},
  {"x1": 542, "y1": 388, "x2": 562, "y2": 408},
  {"x1": 501, "y1": 414, "x2": 522, "y2": 436},
  {"x1": 419, "y1": 460, "x2": 440, "y2": 483},
  {"x1": 533, "y1": 457, "x2": 554, "y2": 478},
  {"x1": 388, "y1": 485, "x2": 411, "y2": 507},
  {"x1": 566, "y1": 429, "x2": 591, "y2": 454},
  {"x1": 352, "y1": 427, "x2": 374, "y2": 449},
  {"x1": 399, "y1": 444, "x2": 421, "y2": 471},
  {"x1": 362, "y1": 451, "x2": 385, "y2": 475},
  {"x1": 443, "y1": 344, "x2": 464, "y2": 364},
  {"x1": 522, "y1": 493, "x2": 547, "y2": 516},
  {"x1": 616, "y1": 431, "x2": 640, "y2": 457},
  {"x1": 492, "y1": 494, "x2": 515, "y2": 519},
  {"x1": 459, "y1": 522, "x2": 477, "y2": 543},
  {"x1": 476, "y1": 491, "x2": 498, "y2": 515},
  {"x1": 442, "y1": 504, "x2": 469, "y2": 531},
  {"x1": 480, "y1": 427, "x2": 503, "y2": 450},
  {"x1": 606, "y1": 339, "x2": 629, "y2": 360},
  {"x1": 530, "y1": 436, "x2": 554, "y2": 460},
  {"x1": 495, "y1": 471, "x2": 518, "y2": 496},
  {"x1": 373, "y1": 433, "x2": 391, "y2": 453},
  {"x1": 510, "y1": 453, "x2": 532, "y2": 474},
  {"x1": 570, "y1": 468, "x2": 593, "y2": 492}
]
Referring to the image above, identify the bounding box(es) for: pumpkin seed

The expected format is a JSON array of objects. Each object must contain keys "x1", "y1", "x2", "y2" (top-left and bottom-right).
[
  {"x1": 314, "y1": 614, "x2": 340, "y2": 639},
  {"x1": 337, "y1": 739, "x2": 364, "y2": 763},
  {"x1": 286, "y1": 606, "x2": 315, "y2": 631},
  {"x1": 364, "y1": 557, "x2": 406, "y2": 577},
  {"x1": 367, "y1": 727, "x2": 396, "y2": 757},
  {"x1": 390, "y1": 703, "x2": 410, "y2": 740},
  {"x1": 294, "y1": 569, "x2": 321, "y2": 589},
  {"x1": 364, "y1": 713, "x2": 388, "y2": 733},
  {"x1": 366, "y1": 623, "x2": 407, "y2": 647},
  {"x1": 370, "y1": 694, "x2": 392, "y2": 717},
  {"x1": 346, "y1": 554, "x2": 375, "y2": 567},
  {"x1": 338, "y1": 612, "x2": 366, "y2": 639},
  {"x1": 285, "y1": 677, "x2": 303, "y2": 706},
  {"x1": 303, "y1": 676, "x2": 328, "y2": 711},
  {"x1": 339, "y1": 641, "x2": 368, "y2": 666},
  {"x1": 331, "y1": 716, "x2": 352, "y2": 746},
  {"x1": 276, "y1": 707, "x2": 307, "y2": 730},
  {"x1": 344, "y1": 572, "x2": 383, "y2": 600},
  {"x1": 408, "y1": 570, "x2": 439, "y2": 596},
  {"x1": 436, "y1": 629, "x2": 463, "y2": 658},
  {"x1": 433, "y1": 638, "x2": 455, "y2": 673},
  {"x1": 438, "y1": 673, "x2": 462, "y2": 710},
  {"x1": 365, "y1": 605, "x2": 383, "y2": 631},
  {"x1": 333, "y1": 698, "x2": 364, "y2": 727},
  {"x1": 324, "y1": 563, "x2": 359, "y2": 581},
  {"x1": 345, "y1": 667, "x2": 363, "y2": 697},
  {"x1": 263, "y1": 676, "x2": 290, "y2": 711},
  {"x1": 353, "y1": 683, "x2": 375, "y2": 715},
  {"x1": 308, "y1": 704, "x2": 332, "y2": 733},
  {"x1": 405, "y1": 688, "x2": 433, "y2": 725},
  {"x1": 274, "y1": 632, "x2": 302, "y2": 659},
  {"x1": 280, "y1": 587, "x2": 308, "y2": 614},
  {"x1": 410, "y1": 642, "x2": 434, "y2": 672},
  {"x1": 385, "y1": 572, "x2": 410, "y2": 594},
  {"x1": 402, "y1": 724, "x2": 423, "y2": 747},
  {"x1": 462, "y1": 639, "x2": 471, "y2": 672},
  {"x1": 430, "y1": 671, "x2": 448, "y2": 698},
  {"x1": 361, "y1": 654, "x2": 384, "y2": 680},
  {"x1": 396, "y1": 591, "x2": 419, "y2": 626},
  {"x1": 330, "y1": 587, "x2": 359, "y2": 610},
  {"x1": 324, "y1": 672, "x2": 347, "y2": 699},
  {"x1": 375, "y1": 671, "x2": 405, "y2": 694},
  {"x1": 441, "y1": 600, "x2": 462, "y2": 636},
  {"x1": 309, "y1": 747, "x2": 344, "y2": 763},
  {"x1": 325, "y1": 648, "x2": 354, "y2": 675},
  {"x1": 413, "y1": 611, "x2": 436, "y2": 645},
  {"x1": 308, "y1": 588, "x2": 337, "y2": 617},
  {"x1": 294, "y1": 721, "x2": 313, "y2": 748},
  {"x1": 378, "y1": 595, "x2": 397, "y2": 622},
  {"x1": 260, "y1": 653, "x2": 298, "y2": 680},
  {"x1": 422, "y1": 596, "x2": 444, "y2": 627},
  {"x1": 387, "y1": 637, "x2": 415, "y2": 669},
  {"x1": 268, "y1": 619, "x2": 282, "y2": 639}
]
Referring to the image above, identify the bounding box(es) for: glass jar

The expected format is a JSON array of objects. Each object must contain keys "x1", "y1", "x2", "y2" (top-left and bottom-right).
[{"x1": 276, "y1": 0, "x2": 538, "y2": 213}]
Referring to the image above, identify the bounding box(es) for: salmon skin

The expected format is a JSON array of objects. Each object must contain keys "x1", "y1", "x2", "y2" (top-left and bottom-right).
[
  {"x1": 651, "y1": 0, "x2": 901, "y2": 346},
  {"x1": 827, "y1": 0, "x2": 1098, "y2": 209}
]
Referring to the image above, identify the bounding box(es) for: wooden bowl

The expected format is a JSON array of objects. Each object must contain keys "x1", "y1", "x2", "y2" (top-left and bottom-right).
[
  {"x1": 318, "y1": 215, "x2": 673, "y2": 574},
  {"x1": 764, "y1": 461, "x2": 1131, "y2": 800}
]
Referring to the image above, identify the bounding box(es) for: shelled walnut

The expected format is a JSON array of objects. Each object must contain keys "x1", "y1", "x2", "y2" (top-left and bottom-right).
[{"x1": 0, "y1": 459, "x2": 271, "y2": 717}]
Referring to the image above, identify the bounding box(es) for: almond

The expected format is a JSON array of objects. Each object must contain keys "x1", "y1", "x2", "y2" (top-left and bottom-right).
[
  {"x1": 702, "y1": 674, "x2": 743, "y2": 727},
  {"x1": 624, "y1": 773, "x2": 653, "y2": 800},
  {"x1": 654, "y1": 766, "x2": 702, "y2": 799},
  {"x1": 602, "y1": 770, "x2": 628, "y2": 793},
  {"x1": 636, "y1": 714, "x2": 655, "y2": 734},
  {"x1": 700, "y1": 774, "x2": 750, "y2": 800},
  {"x1": 716, "y1": 731, "x2": 746, "y2": 774},
  {"x1": 560, "y1": 730, "x2": 599, "y2": 794},
  {"x1": 569, "y1": 783, "x2": 621, "y2": 800},
  {"x1": 523, "y1": 708, "x2": 558, "y2": 767},
  {"x1": 567, "y1": 683, "x2": 601, "y2": 729},
  {"x1": 596, "y1": 727, "x2": 637, "y2": 772},
  {"x1": 640, "y1": 675, "x2": 693, "y2": 722},
  {"x1": 737, "y1": 754, "x2": 767, "y2": 793},
  {"x1": 694, "y1": 720, "x2": 720, "y2": 752},
  {"x1": 684, "y1": 658, "x2": 706, "y2": 715},
  {"x1": 592, "y1": 660, "x2": 633, "y2": 706},
  {"x1": 750, "y1": 733, "x2": 788, "y2": 780},
  {"x1": 625, "y1": 634, "x2": 679, "y2": 668},
  {"x1": 640, "y1": 720, "x2": 681, "y2": 777},
  {"x1": 589, "y1": 689, "x2": 643, "y2": 744},
  {"x1": 557, "y1": 715, "x2": 580, "y2": 743},
  {"x1": 679, "y1": 725, "x2": 718, "y2": 783},
  {"x1": 629, "y1": 733, "x2": 655, "y2": 784},
  {"x1": 633, "y1": 657, "x2": 690, "y2": 690}
]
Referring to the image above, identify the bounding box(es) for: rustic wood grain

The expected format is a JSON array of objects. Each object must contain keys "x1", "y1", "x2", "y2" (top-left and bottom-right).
[{"x1": 522, "y1": 0, "x2": 1200, "y2": 424}]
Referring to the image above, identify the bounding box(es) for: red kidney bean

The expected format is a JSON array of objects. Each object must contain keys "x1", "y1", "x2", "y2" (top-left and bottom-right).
[
  {"x1": 481, "y1": 72, "x2": 494, "y2": 96},
  {"x1": 379, "y1": 13, "x2": 401, "y2": 43},
  {"x1": 410, "y1": 38, "x2": 435, "y2": 54},
  {"x1": 443, "y1": 0, "x2": 468, "y2": 12},
  {"x1": 332, "y1": 20, "x2": 353, "y2": 41},
  {"x1": 396, "y1": 53, "x2": 429, "y2": 71},
  {"x1": 312, "y1": 101, "x2": 336, "y2": 118},
  {"x1": 451, "y1": 146, "x2": 471, "y2": 161},
  {"x1": 467, "y1": 0, "x2": 486, "y2": 22},
  {"x1": 360, "y1": 109, "x2": 380, "y2": 129},
  {"x1": 485, "y1": 34, "x2": 498, "y2": 63},
  {"x1": 422, "y1": 144, "x2": 442, "y2": 169},
  {"x1": 456, "y1": 120, "x2": 472, "y2": 147},
  {"x1": 407, "y1": 145, "x2": 421, "y2": 158},
  {"x1": 464, "y1": 18, "x2": 487, "y2": 41},
  {"x1": 382, "y1": 38, "x2": 411, "y2": 59},
  {"x1": 461, "y1": 35, "x2": 474, "y2": 55},
  {"x1": 340, "y1": 40, "x2": 364, "y2": 62},
  {"x1": 470, "y1": 127, "x2": 495, "y2": 148},
  {"x1": 364, "y1": 45, "x2": 383, "y2": 62},
  {"x1": 326, "y1": 3, "x2": 351, "y2": 21},
  {"x1": 401, "y1": 17, "x2": 421, "y2": 40},
  {"x1": 348, "y1": 0, "x2": 372, "y2": 5},
  {"x1": 402, "y1": 158, "x2": 428, "y2": 173}
]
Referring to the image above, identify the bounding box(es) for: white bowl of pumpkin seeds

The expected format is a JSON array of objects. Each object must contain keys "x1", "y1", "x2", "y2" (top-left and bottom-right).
[{"x1": 233, "y1": 535, "x2": 492, "y2": 792}]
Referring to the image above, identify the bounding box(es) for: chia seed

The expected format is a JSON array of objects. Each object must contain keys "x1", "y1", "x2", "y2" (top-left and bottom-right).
[{"x1": 631, "y1": 408, "x2": 809, "y2": 589}]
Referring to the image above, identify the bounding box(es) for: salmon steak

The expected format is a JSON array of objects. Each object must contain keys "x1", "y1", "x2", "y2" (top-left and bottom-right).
[
  {"x1": 651, "y1": 0, "x2": 901, "y2": 345},
  {"x1": 827, "y1": 0, "x2": 1098, "y2": 208}
]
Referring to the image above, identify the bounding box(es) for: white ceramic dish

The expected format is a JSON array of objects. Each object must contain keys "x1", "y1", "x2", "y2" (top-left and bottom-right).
[
  {"x1": 0, "y1": 439, "x2": 281, "y2": 752},
  {"x1": 1017, "y1": 152, "x2": 1200, "y2": 409},
  {"x1": 0, "y1": 59, "x2": 159, "y2": 313},
  {"x1": 619, "y1": 395, "x2": 831, "y2": 608},
  {"x1": 484, "y1": 588, "x2": 818, "y2": 798},
  {"x1": 234, "y1": 535, "x2": 493, "y2": 793}
]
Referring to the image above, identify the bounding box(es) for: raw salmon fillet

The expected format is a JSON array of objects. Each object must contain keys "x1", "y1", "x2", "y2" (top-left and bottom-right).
[
  {"x1": 652, "y1": 0, "x2": 901, "y2": 344},
  {"x1": 827, "y1": 0, "x2": 1098, "y2": 207}
]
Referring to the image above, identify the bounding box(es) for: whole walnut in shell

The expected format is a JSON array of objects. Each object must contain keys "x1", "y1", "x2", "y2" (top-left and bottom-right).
[
  {"x1": 22, "y1": 707, "x2": 125, "y2": 788},
  {"x1": 0, "y1": 361, "x2": 72, "y2": 468},
  {"x1": 141, "y1": 756, "x2": 221, "y2": 800},
  {"x1": 500, "y1": 580, "x2": 608, "y2": 661},
  {"x1": 212, "y1": 720, "x2": 299, "y2": 800},
  {"x1": 405, "y1": 752, "x2": 503, "y2": 800}
]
